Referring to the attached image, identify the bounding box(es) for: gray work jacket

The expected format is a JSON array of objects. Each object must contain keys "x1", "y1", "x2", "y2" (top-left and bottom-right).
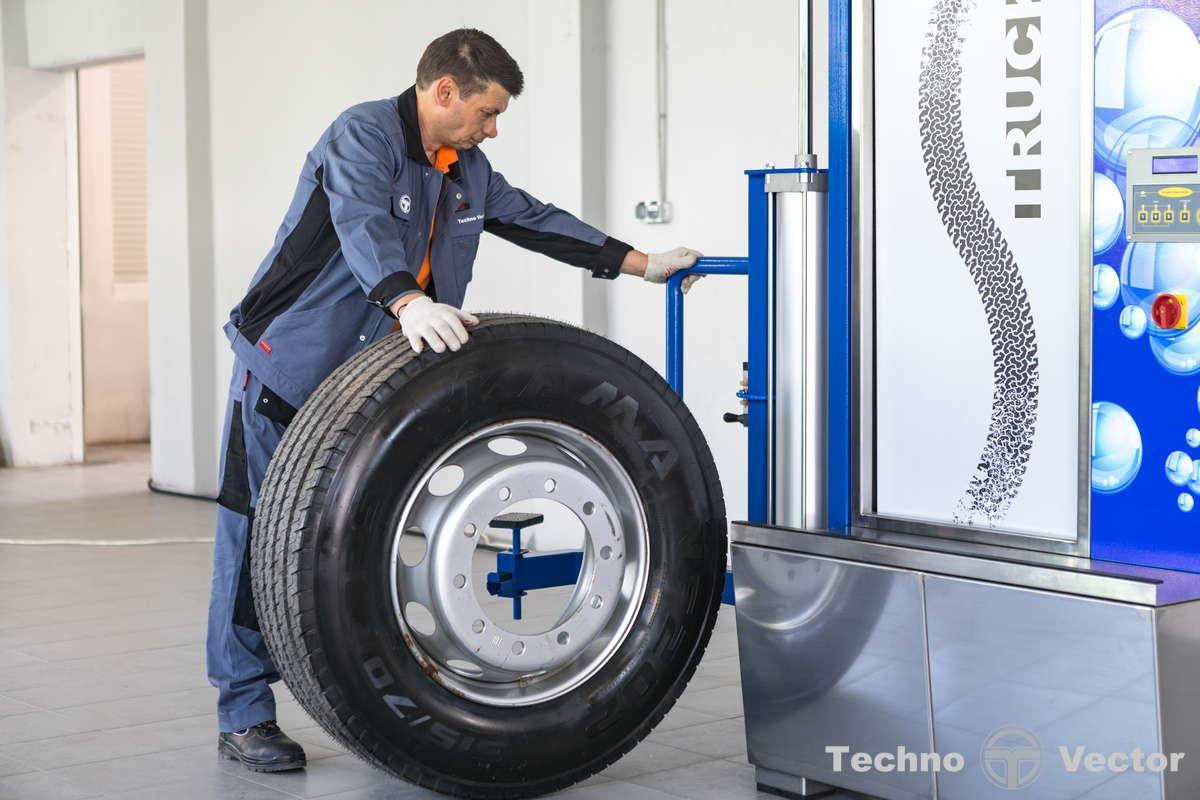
[{"x1": 223, "y1": 85, "x2": 631, "y2": 410}]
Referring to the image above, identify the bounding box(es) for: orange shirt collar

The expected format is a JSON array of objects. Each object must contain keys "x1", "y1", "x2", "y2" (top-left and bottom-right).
[{"x1": 434, "y1": 146, "x2": 458, "y2": 174}]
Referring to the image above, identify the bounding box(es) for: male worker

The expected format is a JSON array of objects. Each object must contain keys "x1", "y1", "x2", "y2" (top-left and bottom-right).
[{"x1": 208, "y1": 28, "x2": 703, "y2": 772}]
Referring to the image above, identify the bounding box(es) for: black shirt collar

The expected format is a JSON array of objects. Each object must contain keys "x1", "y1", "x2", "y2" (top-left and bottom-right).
[{"x1": 397, "y1": 86, "x2": 428, "y2": 163}]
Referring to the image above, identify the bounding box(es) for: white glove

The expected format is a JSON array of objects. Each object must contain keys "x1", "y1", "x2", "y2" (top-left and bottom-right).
[
  {"x1": 644, "y1": 247, "x2": 704, "y2": 293},
  {"x1": 397, "y1": 296, "x2": 478, "y2": 354}
]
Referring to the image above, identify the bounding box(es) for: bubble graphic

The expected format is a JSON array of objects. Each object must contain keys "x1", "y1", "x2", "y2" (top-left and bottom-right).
[
  {"x1": 1149, "y1": 327, "x2": 1200, "y2": 375},
  {"x1": 1094, "y1": 173, "x2": 1125, "y2": 254},
  {"x1": 1119, "y1": 305, "x2": 1148, "y2": 339},
  {"x1": 1091, "y1": 402, "x2": 1143, "y2": 493},
  {"x1": 1095, "y1": 8, "x2": 1200, "y2": 172},
  {"x1": 1188, "y1": 428, "x2": 1200, "y2": 448},
  {"x1": 1166, "y1": 451, "x2": 1195, "y2": 486},
  {"x1": 1093, "y1": 263, "x2": 1120, "y2": 310},
  {"x1": 1120, "y1": 242, "x2": 1200, "y2": 374},
  {"x1": 1181, "y1": 493, "x2": 1196, "y2": 513},
  {"x1": 1190, "y1": 463, "x2": 1200, "y2": 494}
]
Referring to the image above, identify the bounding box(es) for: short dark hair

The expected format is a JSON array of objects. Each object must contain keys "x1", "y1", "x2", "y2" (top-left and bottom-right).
[{"x1": 416, "y1": 28, "x2": 524, "y2": 99}]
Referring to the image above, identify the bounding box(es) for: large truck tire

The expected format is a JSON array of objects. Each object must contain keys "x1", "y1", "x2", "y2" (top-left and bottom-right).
[{"x1": 250, "y1": 314, "x2": 727, "y2": 798}]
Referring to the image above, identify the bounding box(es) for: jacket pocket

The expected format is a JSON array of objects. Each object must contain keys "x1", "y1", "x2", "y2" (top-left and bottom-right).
[
  {"x1": 254, "y1": 384, "x2": 298, "y2": 427},
  {"x1": 216, "y1": 401, "x2": 251, "y2": 516},
  {"x1": 452, "y1": 232, "x2": 481, "y2": 282}
]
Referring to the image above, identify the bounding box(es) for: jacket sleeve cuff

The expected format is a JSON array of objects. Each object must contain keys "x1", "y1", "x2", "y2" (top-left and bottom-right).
[
  {"x1": 368, "y1": 271, "x2": 422, "y2": 317},
  {"x1": 590, "y1": 236, "x2": 633, "y2": 280}
]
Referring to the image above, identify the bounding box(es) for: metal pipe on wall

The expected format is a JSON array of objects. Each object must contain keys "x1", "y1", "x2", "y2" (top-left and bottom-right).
[{"x1": 656, "y1": 0, "x2": 668, "y2": 206}]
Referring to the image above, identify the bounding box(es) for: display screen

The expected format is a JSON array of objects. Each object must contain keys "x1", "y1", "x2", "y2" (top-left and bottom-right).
[{"x1": 1152, "y1": 155, "x2": 1199, "y2": 175}]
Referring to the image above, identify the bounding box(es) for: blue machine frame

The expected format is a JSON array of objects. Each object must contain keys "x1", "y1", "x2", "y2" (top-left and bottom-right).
[{"x1": 486, "y1": 0, "x2": 854, "y2": 611}]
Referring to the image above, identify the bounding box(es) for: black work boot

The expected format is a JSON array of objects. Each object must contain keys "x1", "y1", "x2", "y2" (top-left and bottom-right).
[{"x1": 218, "y1": 720, "x2": 307, "y2": 772}]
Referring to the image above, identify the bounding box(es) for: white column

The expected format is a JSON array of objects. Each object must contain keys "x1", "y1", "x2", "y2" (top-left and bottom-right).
[
  {"x1": 0, "y1": 0, "x2": 85, "y2": 467},
  {"x1": 518, "y1": 0, "x2": 609, "y2": 332},
  {"x1": 145, "y1": 0, "x2": 217, "y2": 495}
]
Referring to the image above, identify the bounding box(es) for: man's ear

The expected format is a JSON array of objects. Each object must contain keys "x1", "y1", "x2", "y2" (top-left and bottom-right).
[{"x1": 433, "y1": 76, "x2": 458, "y2": 107}]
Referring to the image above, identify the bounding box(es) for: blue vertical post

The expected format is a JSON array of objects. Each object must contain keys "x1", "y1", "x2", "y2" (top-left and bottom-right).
[
  {"x1": 666, "y1": 277, "x2": 685, "y2": 394},
  {"x1": 746, "y1": 173, "x2": 771, "y2": 525},
  {"x1": 827, "y1": 0, "x2": 853, "y2": 532}
]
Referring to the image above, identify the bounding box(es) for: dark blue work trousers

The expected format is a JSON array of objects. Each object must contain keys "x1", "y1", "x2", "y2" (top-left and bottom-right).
[{"x1": 206, "y1": 360, "x2": 287, "y2": 733}]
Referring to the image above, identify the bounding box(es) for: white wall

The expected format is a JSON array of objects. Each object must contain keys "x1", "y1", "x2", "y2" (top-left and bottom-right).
[
  {"x1": 604, "y1": 0, "x2": 811, "y2": 521},
  {"x1": 0, "y1": 0, "x2": 828, "y2": 509},
  {"x1": 207, "y1": 1, "x2": 581, "y2": 403},
  {"x1": 23, "y1": 0, "x2": 142, "y2": 70},
  {"x1": 203, "y1": 0, "x2": 814, "y2": 515},
  {"x1": 205, "y1": 0, "x2": 624, "y2": 484},
  {"x1": 0, "y1": 0, "x2": 85, "y2": 467}
]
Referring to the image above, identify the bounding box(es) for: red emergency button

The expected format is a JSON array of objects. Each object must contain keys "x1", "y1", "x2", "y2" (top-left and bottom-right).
[{"x1": 1151, "y1": 293, "x2": 1188, "y2": 330}]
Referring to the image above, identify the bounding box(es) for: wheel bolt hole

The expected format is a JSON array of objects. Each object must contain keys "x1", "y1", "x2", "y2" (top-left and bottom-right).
[
  {"x1": 544, "y1": 478, "x2": 556, "y2": 493},
  {"x1": 499, "y1": 487, "x2": 511, "y2": 502},
  {"x1": 512, "y1": 641, "x2": 525, "y2": 655},
  {"x1": 583, "y1": 501, "x2": 595, "y2": 515},
  {"x1": 464, "y1": 523, "x2": 476, "y2": 537},
  {"x1": 590, "y1": 595, "x2": 603, "y2": 610},
  {"x1": 472, "y1": 619, "x2": 485, "y2": 634},
  {"x1": 453, "y1": 574, "x2": 466, "y2": 589},
  {"x1": 599, "y1": 545, "x2": 612, "y2": 560},
  {"x1": 556, "y1": 631, "x2": 570, "y2": 646}
]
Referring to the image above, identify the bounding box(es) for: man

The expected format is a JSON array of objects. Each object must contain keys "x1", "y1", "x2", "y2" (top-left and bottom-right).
[{"x1": 208, "y1": 28, "x2": 703, "y2": 772}]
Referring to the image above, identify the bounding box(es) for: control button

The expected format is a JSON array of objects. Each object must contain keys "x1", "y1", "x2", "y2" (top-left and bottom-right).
[
  {"x1": 1166, "y1": 208, "x2": 1175, "y2": 223},
  {"x1": 1152, "y1": 293, "x2": 1188, "y2": 330},
  {"x1": 1151, "y1": 208, "x2": 1162, "y2": 223},
  {"x1": 1138, "y1": 206, "x2": 1149, "y2": 224},
  {"x1": 1183, "y1": 209, "x2": 1192, "y2": 223}
]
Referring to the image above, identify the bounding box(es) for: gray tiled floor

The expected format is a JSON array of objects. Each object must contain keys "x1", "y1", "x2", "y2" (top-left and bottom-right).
[{"x1": 0, "y1": 445, "x2": 865, "y2": 800}]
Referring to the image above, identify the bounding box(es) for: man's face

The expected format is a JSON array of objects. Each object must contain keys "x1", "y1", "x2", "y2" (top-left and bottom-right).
[{"x1": 436, "y1": 79, "x2": 510, "y2": 149}]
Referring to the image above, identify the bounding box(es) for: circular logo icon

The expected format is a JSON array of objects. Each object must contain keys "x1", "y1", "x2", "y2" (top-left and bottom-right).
[
  {"x1": 399, "y1": 194, "x2": 412, "y2": 214},
  {"x1": 981, "y1": 726, "x2": 1042, "y2": 790}
]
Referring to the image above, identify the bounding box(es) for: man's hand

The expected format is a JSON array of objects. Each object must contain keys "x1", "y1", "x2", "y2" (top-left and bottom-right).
[
  {"x1": 396, "y1": 296, "x2": 479, "y2": 354},
  {"x1": 644, "y1": 247, "x2": 704, "y2": 293}
]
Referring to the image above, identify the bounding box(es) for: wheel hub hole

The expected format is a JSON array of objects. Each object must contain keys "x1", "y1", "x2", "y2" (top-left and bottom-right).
[
  {"x1": 487, "y1": 437, "x2": 527, "y2": 456},
  {"x1": 429, "y1": 465, "x2": 465, "y2": 496},
  {"x1": 398, "y1": 526, "x2": 428, "y2": 567},
  {"x1": 404, "y1": 602, "x2": 436, "y2": 636}
]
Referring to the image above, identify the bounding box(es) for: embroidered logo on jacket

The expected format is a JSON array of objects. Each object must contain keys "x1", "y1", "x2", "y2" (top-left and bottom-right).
[{"x1": 398, "y1": 194, "x2": 411, "y2": 214}]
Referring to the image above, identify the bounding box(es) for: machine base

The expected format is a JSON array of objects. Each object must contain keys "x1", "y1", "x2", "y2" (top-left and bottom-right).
[{"x1": 731, "y1": 523, "x2": 1200, "y2": 800}]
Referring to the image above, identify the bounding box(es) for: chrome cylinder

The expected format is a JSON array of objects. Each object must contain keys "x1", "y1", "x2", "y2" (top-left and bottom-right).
[{"x1": 767, "y1": 165, "x2": 828, "y2": 530}]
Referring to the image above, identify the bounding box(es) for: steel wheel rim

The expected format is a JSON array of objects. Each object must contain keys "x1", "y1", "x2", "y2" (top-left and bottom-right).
[{"x1": 388, "y1": 418, "x2": 650, "y2": 707}]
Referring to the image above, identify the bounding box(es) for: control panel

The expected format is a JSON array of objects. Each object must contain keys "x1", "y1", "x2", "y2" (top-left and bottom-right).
[{"x1": 1126, "y1": 147, "x2": 1200, "y2": 242}]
